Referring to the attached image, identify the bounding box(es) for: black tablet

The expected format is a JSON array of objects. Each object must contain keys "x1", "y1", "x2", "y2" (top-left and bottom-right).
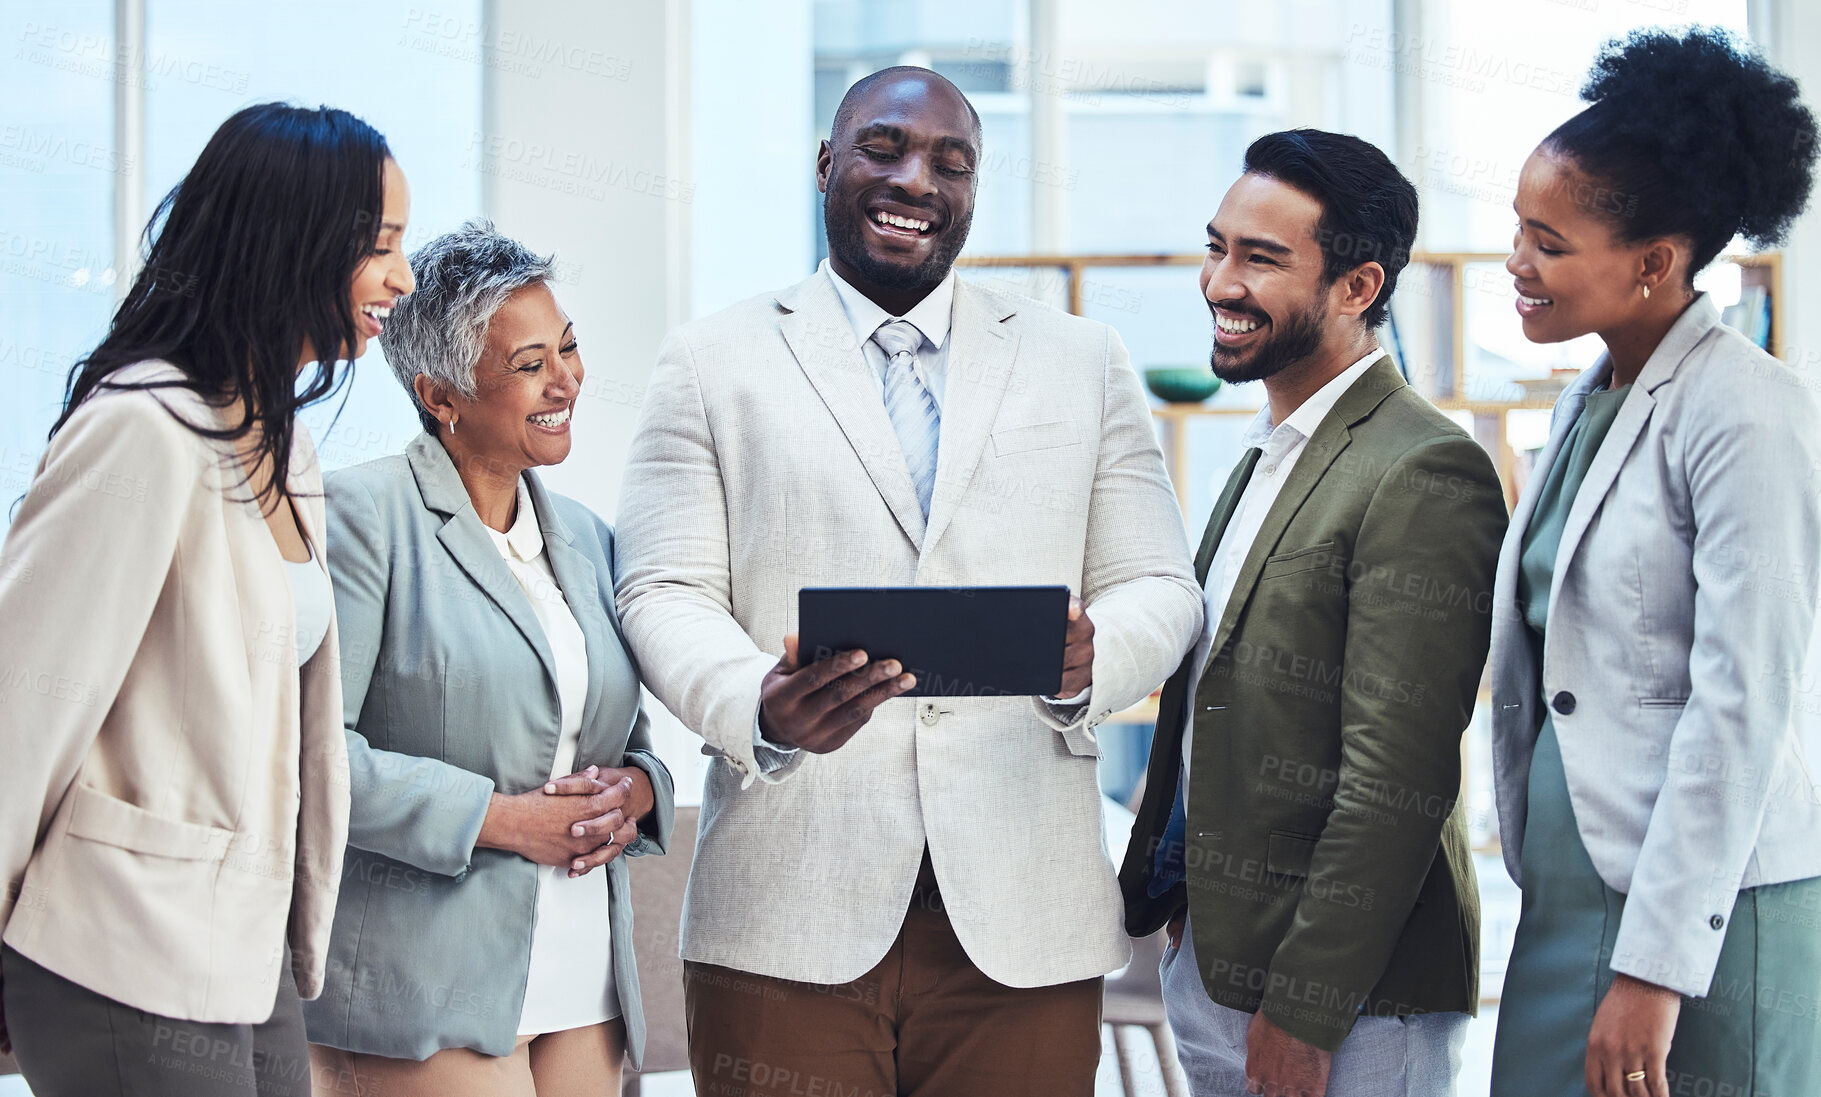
[{"x1": 797, "y1": 585, "x2": 1071, "y2": 698}]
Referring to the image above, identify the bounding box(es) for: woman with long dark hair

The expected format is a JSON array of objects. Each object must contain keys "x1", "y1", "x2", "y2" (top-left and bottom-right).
[
  {"x1": 1490, "y1": 28, "x2": 1821, "y2": 1097},
  {"x1": 0, "y1": 102, "x2": 412, "y2": 1097}
]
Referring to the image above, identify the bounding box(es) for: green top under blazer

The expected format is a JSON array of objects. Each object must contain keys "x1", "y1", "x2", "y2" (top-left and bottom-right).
[
  {"x1": 300, "y1": 433, "x2": 675, "y2": 1065},
  {"x1": 1120, "y1": 358, "x2": 1508, "y2": 1051}
]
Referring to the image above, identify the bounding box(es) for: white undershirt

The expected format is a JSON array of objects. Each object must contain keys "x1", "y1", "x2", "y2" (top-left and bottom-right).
[
  {"x1": 1182, "y1": 351, "x2": 1381, "y2": 809},
  {"x1": 283, "y1": 550, "x2": 332, "y2": 667},
  {"x1": 485, "y1": 480, "x2": 621, "y2": 1036}
]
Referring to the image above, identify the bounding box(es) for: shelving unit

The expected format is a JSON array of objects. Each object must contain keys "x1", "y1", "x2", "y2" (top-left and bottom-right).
[{"x1": 959, "y1": 250, "x2": 1784, "y2": 510}]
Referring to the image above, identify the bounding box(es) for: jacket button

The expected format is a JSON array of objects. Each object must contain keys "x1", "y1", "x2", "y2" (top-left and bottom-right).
[
  {"x1": 1710, "y1": 914, "x2": 1725, "y2": 931},
  {"x1": 920, "y1": 705, "x2": 940, "y2": 726},
  {"x1": 1552, "y1": 691, "x2": 1576, "y2": 715}
]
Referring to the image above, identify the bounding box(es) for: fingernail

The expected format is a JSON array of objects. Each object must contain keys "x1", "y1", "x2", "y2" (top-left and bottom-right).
[
  {"x1": 544, "y1": 783, "x2": 557, "y2": 794},
  {"x1": 882, "y1": 661, "x2": 900, "y2": 675},
  {"x1": 572, "y1": 825, "x2": 584, "y2": 837},
  {"x1": 849, "y1": 652, "x2": 866, "y2": 668},
  {"x1": 902, "y1": 675, "x2": 917, "y2": 688}
]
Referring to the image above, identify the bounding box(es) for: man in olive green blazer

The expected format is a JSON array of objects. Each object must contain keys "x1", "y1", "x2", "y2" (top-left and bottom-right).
[{"x1": 1120, "y1": 130, "x2": 1507, "y2": 1097}]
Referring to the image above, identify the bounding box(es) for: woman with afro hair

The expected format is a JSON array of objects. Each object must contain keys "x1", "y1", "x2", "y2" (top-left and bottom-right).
[{"x1": 1489, "y1": 26, "x2": 1821, "y2": 1097}]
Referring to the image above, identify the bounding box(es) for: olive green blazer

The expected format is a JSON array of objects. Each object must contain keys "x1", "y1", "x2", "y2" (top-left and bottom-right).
[{"x1": 1119, "y1": 358, "x2": 1507, "y2": 1051}]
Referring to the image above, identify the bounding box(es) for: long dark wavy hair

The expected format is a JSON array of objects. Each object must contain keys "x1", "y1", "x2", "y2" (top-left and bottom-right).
[{"x1": 51, "y1": 102, "x2": 392, "y2": 512}]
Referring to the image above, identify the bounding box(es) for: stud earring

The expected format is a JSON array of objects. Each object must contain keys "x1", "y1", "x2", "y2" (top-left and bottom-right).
[
  {"x1": 1641, "y1": 284, "x2": 1651, "y2": 300},
  {"x1": 449, "y1": 416, "x2": 458, "y2": 435}
]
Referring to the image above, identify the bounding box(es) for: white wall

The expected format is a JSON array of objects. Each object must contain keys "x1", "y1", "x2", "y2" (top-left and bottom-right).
[
  {"x1": 479, "y1": 0, "x2": 705, "y2": 796},
  {"x1": 688, "y1": 0, "x2": 817, "y2": 317},
  {"x1": 480, "y1": 0, "x2": 683, "y2": 517}
]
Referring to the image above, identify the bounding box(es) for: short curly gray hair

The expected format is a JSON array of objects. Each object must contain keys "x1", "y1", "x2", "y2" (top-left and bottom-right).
[{"x1": 379, "y1": 219, "x2": 555, "y2": 434}]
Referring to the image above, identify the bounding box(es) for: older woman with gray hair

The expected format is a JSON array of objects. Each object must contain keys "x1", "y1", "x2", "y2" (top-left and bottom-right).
[{"x1": 301, "y1": 219, "x2": 673, "y2": 1097}]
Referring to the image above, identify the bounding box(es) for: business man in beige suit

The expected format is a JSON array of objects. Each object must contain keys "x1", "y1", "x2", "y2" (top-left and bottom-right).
[{"x1": 615, "y1": 68, "x2": 1201, "y2": 1096}]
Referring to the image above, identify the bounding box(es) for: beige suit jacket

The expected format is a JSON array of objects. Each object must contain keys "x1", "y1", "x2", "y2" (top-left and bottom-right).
[
  {"x1": 0, "y1": 361, "x2": 350, "y2": 1023},
  {"x1": 614, "y1": 270, "x2": 1201, "y2": 988}
]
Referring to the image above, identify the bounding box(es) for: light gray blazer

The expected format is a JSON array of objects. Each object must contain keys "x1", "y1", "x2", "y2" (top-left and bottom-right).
[
  {"x1": 614, "y1": 269, "x2": 1202, "y2": 989},
  {"x1": 1490, "y1": 293, "x2": 1821, "y2": 998},
  {"x1": 300, "y1": 433, "x2": 674, "y2": 1065}
]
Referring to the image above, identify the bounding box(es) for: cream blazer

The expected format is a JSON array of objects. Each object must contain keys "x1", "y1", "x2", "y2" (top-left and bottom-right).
[
  {"x1": 0, "y1": 361, "x2": 350, "y2": 1023},
  {"x1": 615, "y1": 271, "x2": 1202, "y2": 988}
]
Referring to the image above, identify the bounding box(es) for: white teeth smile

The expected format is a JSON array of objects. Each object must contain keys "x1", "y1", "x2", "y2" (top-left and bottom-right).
[
  {"x1": 529, "y1": 407, "x2": 571, "y2": 428},
  {"x1": 1518, "y1": 294, "x2": 1553, "y2": 307},
  {"x1": 361, "y1": 304, "x2": 392, "y2": 320},
  {"x1": 873, "y1": 210, "x2": 932, "y2": 234},
  {"x1": 1216, "y1": 314, "x2": 1262, "y2": 334}
]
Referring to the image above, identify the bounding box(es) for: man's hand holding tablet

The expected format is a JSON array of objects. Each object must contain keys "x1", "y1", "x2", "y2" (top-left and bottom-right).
[
  {"x1": 762, "y1": 586, "x2": 1095, "y2": 752},
  {"x1": 1057, "y1": 595, "x2": 1096, "y2": 699},
  {"x1": 758, "y1": 636, "x2": 919, "y2": 753}
]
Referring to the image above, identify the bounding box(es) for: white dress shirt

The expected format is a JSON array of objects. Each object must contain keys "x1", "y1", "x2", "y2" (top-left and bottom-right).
[
  {"x1": 824, "y1": 257, "x2": 956, "y2": 407},
  {"x1": 485, "y1": 480, "x2": 621, "y2": 1036},
  {"x1": 1182, "y1": 350, "x2": 1382, "y2": 807}
]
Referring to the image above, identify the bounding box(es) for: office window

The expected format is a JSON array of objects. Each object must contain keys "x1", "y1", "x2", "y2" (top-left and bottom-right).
[{"x1": 1, "y1": 1, "x2": 118, "y2": 512}]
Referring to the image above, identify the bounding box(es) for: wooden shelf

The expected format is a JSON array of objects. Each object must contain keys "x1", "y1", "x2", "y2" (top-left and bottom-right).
[
  {"x1": 961, "y1": 249, "x2": 1784, "y2": 513},
  {"x1": 1147, "y1": 403, "x2": 1260, "y2": 419}
]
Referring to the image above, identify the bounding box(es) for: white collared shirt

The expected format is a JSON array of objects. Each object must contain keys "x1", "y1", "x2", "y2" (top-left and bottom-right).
[
  {"x1": 1182, "y1": 350, "x2": 1383, "y2": 807},
  {"x1": 484, "y1": 480, "x2": 622, "y2": 1035},
  {"x1": 823, "y1": 258, "x2": 957, "y2": 408}
]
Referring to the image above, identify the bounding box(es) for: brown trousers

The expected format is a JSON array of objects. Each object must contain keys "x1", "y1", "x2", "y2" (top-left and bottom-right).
[{"x1": 684, "y1": 854, "x2": 1103, "y2": 1097}]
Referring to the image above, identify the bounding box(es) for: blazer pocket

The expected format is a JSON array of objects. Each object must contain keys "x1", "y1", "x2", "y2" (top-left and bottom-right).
[
  {"x1": 1638, "y1": 697, "x2": 1689, "y2": 709},
  {"x1": 65, "y1": 784, "x2": 232, "y2": 861},
  {"x1": 1266, "y1": 830, "x2": 1320, "y2": 878},
  {"x1": 1260, "y1": 541, "x2": 1337, "y2": 580},
  {"x1": 991, "y1": 421, "x2": 1080, "y2": 457}
]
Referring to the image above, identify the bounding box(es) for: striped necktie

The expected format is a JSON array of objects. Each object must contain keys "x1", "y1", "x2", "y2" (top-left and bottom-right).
[{"x1": 873, "y1": 319, "x2": 940, "y2": 520}]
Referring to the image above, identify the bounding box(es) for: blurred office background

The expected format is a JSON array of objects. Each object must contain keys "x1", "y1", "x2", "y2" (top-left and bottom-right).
[{"x1": 2, "y1": 1, "x2": 1815, "y2": 1093}]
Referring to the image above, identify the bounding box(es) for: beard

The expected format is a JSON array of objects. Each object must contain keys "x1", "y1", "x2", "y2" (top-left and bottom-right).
[
  {"x1": 1208, "y1": 296, "x2": 1327, "y2": 384},
  {"x1": 823, "y1": 186, "x2": 973, "y2": 292}
]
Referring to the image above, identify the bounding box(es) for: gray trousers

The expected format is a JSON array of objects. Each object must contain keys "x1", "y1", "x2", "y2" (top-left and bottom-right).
[
  {"x1": 1, "y1": 944, "x2": 313, "y2": 1097},
  {"x1": 1160, "y1": 916, "x2": 1469, "y2": 1096}
]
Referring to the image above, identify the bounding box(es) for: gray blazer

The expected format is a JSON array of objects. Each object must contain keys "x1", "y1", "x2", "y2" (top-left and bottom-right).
[
  {"x1": 300, "y1": 433, "x2": 674, "y2": 1065},
  {"x1": 1490, "y1": 294, "x2": 1821, "y2": 999}
]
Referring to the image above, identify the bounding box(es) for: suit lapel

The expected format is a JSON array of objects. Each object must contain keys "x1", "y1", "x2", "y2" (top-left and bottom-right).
[
  {"x1": 1548, "y1": 383, "x2": 1655, "y2": 612},
  {"x1": 777, "y1": 274, "x2": 927, "y2": 547},
  {"x1": 526, "y1": 472, "x2": 610, "y2": 746},
  {"x1": 1206, "y1": 358, "x2": 1403, "y2": 660},
  {"x1": 1547, "y1": 295, "x2": 1718, "y2": 611},
  {"x1": 1195, "y1": 447, "x2": 1259, "y2": 583},
  {"x1": 1495, "y1": 361, "x2": 1608, "y2": 614},
  {"x1": 1133, "y1": 438, "x2": 1277, "y2": 850},
  {"x1": 407, "y1": 435, "x2": 558, "y2": 693},
  {"x1": 922, "y1": 283, "x2": 1018, "y2": 555},
  {"x1": 286, "y1": 433, "x2": 330, "y2": 584}
]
